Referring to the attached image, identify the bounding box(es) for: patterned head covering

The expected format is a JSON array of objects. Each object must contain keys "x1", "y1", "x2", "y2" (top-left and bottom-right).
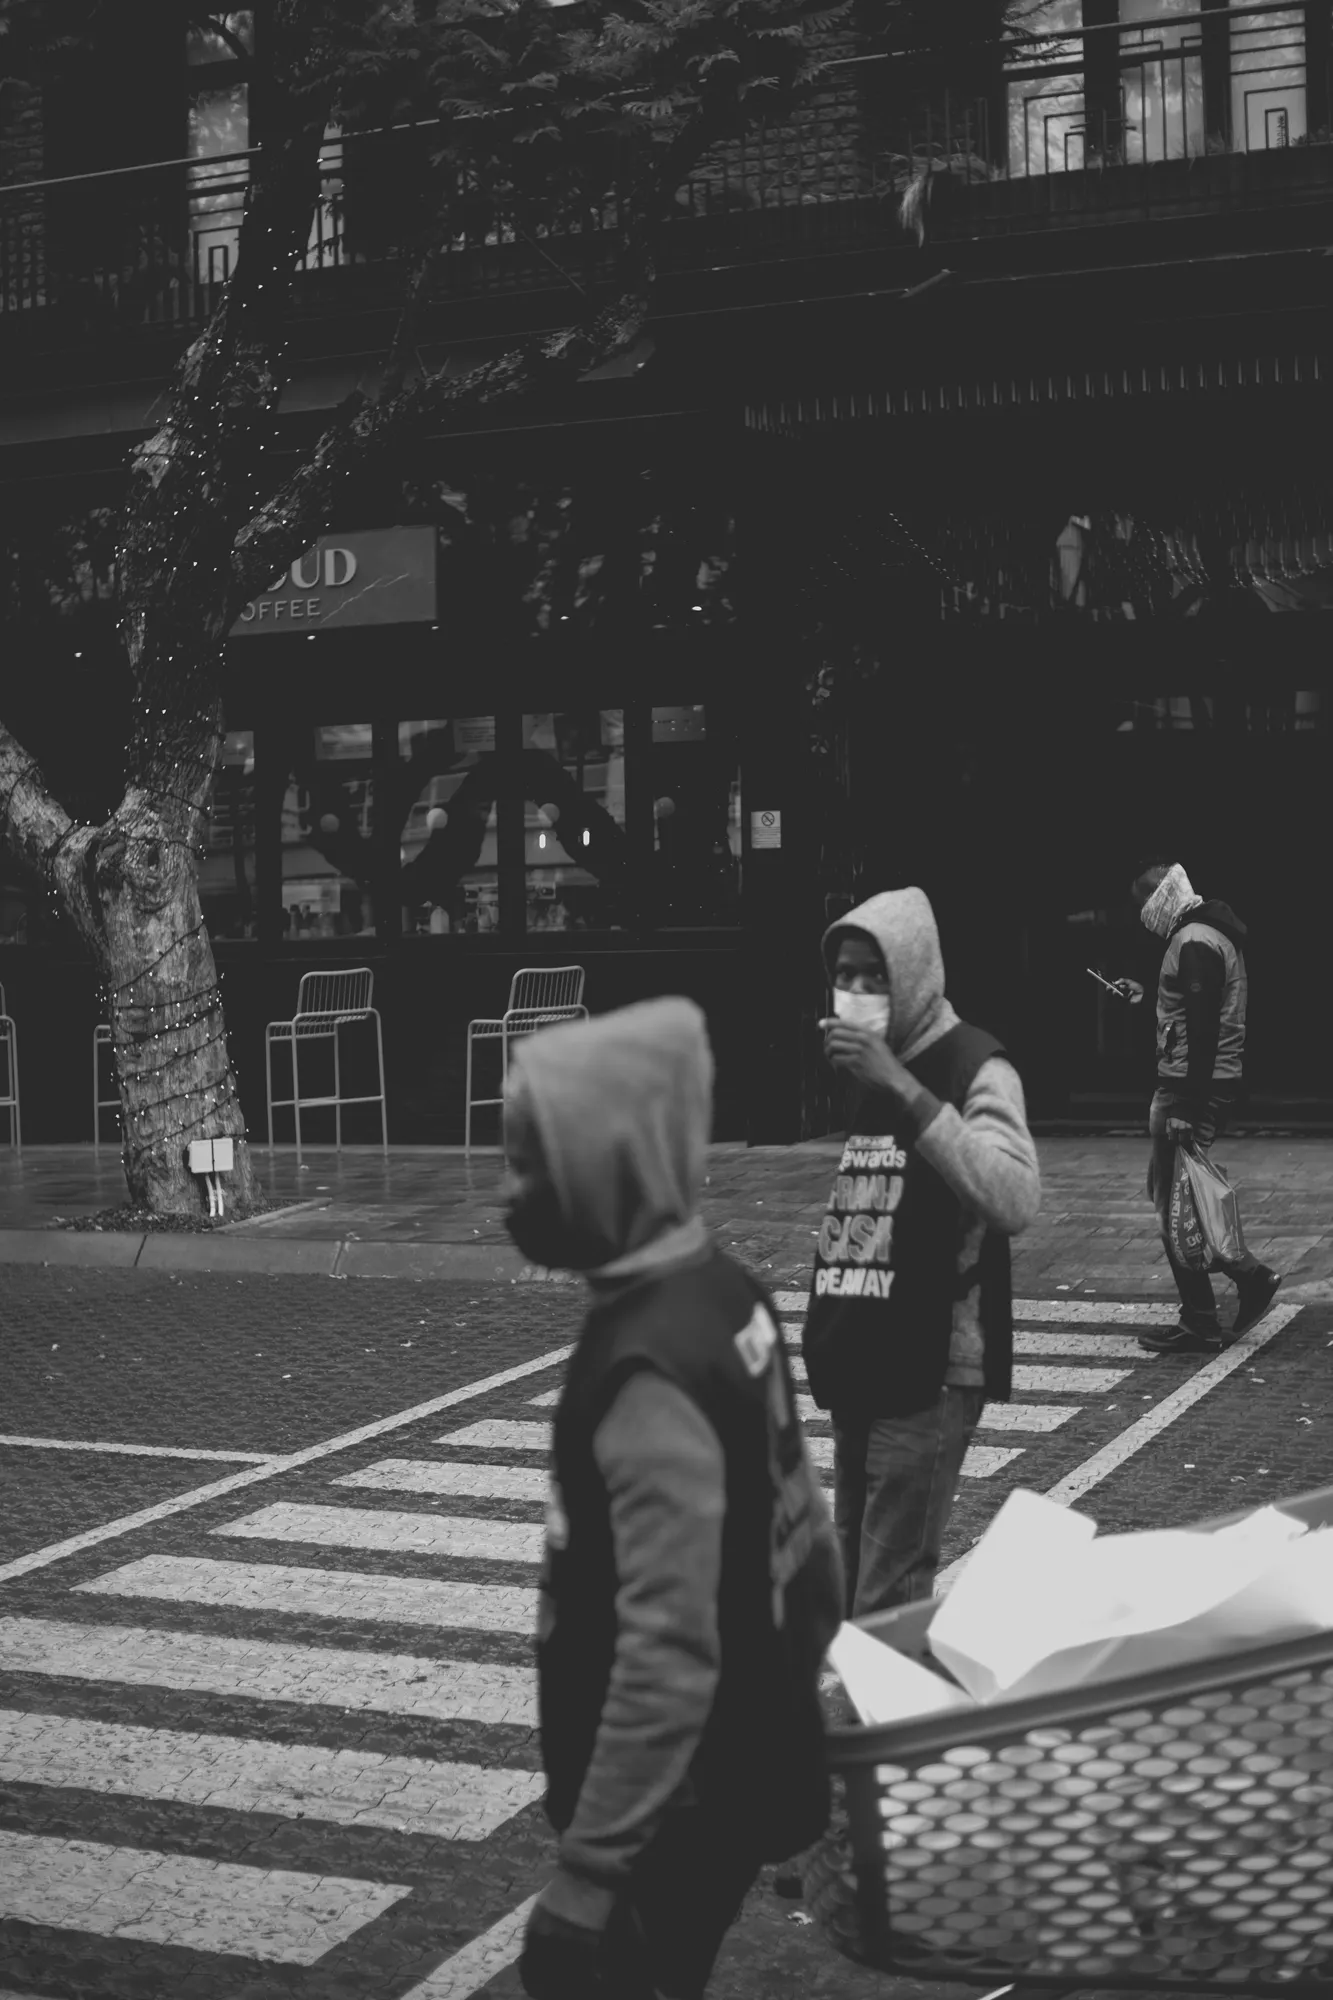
[{"x1": 1140, "y1": 863, "x2": 1203, "y2": 938}]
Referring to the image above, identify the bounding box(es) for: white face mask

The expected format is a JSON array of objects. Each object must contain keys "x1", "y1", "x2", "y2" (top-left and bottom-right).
[{"x1": 832, "y1": 987, "x2": 891, "y2": 1039}]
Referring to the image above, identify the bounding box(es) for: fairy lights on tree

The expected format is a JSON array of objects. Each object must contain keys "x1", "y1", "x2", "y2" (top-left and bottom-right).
[{"x1": 0, "y1": 0, "x2": 849, "y2": 1213}]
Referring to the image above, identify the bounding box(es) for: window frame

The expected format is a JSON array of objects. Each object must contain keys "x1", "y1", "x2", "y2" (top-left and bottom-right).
[{"x1": 226, "y1": 688, "x2": 744, "y2": 952}]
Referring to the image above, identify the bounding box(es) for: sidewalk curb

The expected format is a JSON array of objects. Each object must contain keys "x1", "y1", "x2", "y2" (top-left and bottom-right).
[
  {"x1": 0, "y1": 1228, "x2": 145, "y2": 1269},
  {"x1": 0, "y1": 1227, "x2": 568, "y2": 1283},
  {"x1": 135, "y1": 1234, "x2": 343, "y2": 1276}
]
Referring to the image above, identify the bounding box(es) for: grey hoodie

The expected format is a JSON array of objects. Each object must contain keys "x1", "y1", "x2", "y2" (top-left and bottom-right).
[
  {"x1": 506, "y1": 1001, "x2": 841, "y2": 1919},
  {"x1": 507, "y1": 996, "x2": 711, "y2": 1280},
  {"x1": 823, "y1": 889, "x2": 1042, "y2": 1385}
]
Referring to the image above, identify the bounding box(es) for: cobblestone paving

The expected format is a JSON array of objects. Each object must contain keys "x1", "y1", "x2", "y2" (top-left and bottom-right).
[{"x1": 0, "y1": 1268, "x2": 1327, "y2": 1999}]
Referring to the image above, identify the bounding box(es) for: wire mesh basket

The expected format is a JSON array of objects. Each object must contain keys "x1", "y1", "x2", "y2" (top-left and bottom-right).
[{"x1": 809, "y1": 1486, "x2": 1333, "y2": 1996}]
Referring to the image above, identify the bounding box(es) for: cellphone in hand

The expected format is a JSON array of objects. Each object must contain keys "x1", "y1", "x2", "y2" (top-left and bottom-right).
[{"x1": 1087, "y1": 968, "x2": 1138, "y2": 1002}]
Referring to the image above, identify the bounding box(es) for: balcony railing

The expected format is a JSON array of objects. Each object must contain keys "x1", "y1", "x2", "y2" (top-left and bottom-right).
[
  {"x1": 876, "y1": 0, "x2": 1333, "y2": 235},
  {"x1": 2, "y1": 1, "x2": 1330, "y2": 342}
]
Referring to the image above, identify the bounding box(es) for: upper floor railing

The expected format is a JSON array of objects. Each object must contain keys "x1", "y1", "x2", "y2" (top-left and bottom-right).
[{"x1": 2, "y1": 1, "x2": 1329, "y2": 343}]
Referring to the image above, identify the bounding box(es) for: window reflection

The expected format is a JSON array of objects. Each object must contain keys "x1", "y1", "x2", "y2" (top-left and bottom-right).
[
  {"x1": 280, "y1": 723, "x2": 375, "y2": 939},
  {"x1": 650, "y1": 706, "x2": 741, "y2": 927},
  {"x1": 200, "y1": 728, "x2": 256, "y2": 940},
  {"x1": 522, "y1": 711, "x2": 629, "y2": 932},
  {"x1": 1120, "y1": 0, "x2": 1204, "y2": 164},
  {"x1": 1114, "y1": 692, "x2": 1322, "y2": 731},
  {"x1": 1007, "y1": 0, "x2": 1084, "y2": 176},
  {"x1": 1230, "y1": 0, "x2": 1306, "y2": 150},
  {"x1": 398, "y1": 717, "x2": 500, "y2": 935}
]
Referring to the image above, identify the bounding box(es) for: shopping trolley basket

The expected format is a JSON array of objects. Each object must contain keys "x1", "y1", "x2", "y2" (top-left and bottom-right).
[{"x1": 806, "y1": 1484, "x2": 1333, "y2": 1998}]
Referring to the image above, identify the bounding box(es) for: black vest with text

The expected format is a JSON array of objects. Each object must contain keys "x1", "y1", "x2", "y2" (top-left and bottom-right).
[
  {"x1": 539, "y1": 1248, "x2": 835, "y2": 1860},
  {"x1": 802, "y1": 1024, "x2": 1014, "y2": 1420}
]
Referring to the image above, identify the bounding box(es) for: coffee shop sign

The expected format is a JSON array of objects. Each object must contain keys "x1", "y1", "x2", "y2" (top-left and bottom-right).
[{"x1": 230, "y1": 526, "x2": 437, "y2": 636}]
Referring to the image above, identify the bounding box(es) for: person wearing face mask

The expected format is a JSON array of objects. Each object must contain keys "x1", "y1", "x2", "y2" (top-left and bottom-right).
[
  {"x1": 503, "y1": 997, "x2": 843, "y2": 2000},
  {"x1": 802, "y1": 887, "x2": 1041, "y2": 1620},
  {"x1": 1131, "y1": 861, "x2": 1281, "y2": 1354}
]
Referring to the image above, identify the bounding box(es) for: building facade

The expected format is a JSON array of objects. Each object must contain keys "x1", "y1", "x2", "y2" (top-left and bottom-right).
[{"x1": 2, "y1": 2, "x2": 1331, "y2": 1144}]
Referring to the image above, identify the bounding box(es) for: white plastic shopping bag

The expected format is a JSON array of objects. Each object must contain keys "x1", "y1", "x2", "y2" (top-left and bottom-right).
[
  {"x1": 1180, "y1": 1141, "x2": 1248, "y2": 1266},
  {"x1": 928, "y1": 1489, "x2": 1326, "y2": 1705}
]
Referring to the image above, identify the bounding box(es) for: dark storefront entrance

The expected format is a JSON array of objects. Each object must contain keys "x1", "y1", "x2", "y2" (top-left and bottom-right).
[{"x1": 838, "y1": 644, "x2": 1332, "y2": 1125}]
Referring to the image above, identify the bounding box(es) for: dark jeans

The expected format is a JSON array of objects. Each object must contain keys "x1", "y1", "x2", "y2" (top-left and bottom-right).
[
  {"x1": 831, "y1": 1387, "x2": 984, "y2": 1619},
  {"x1": 1149, "y1": 1086, "x2": 1259, "y2": 1319}
]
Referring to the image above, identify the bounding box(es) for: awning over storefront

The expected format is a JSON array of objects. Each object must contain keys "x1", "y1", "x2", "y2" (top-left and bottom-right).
[{"x1": 744, "y1": 349, "x2": 1326, "y2": 434}]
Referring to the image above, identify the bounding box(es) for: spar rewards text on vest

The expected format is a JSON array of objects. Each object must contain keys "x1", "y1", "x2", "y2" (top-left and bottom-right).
[{"x1": 813, "y1": 1134, "x2": 907, "y2": 1297}]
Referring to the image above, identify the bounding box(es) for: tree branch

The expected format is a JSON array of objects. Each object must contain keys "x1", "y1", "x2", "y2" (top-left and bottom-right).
[
  {"x1": 230, "y1": 106, "x2": 724, "y2": 611},
  {"x1": 0, "y1": 717, "x2": 100, "y2": 938},
  {"x1": 184, "y1": 11, "x2": 255, "y2": 71}
]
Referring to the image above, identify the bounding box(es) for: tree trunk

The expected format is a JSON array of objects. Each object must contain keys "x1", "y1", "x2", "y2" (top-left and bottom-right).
[{"x1": 97, "y1": 821, "x2": 257, "y2": 1216}]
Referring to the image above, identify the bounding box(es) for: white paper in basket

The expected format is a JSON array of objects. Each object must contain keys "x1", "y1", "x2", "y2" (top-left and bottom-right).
[
  {"x1": 826, "y1": 1621, "x2": 976, "y2": 1725},
  {"x1": 927, "y1": 1489, "x2": 1330, "y2": 1705}
]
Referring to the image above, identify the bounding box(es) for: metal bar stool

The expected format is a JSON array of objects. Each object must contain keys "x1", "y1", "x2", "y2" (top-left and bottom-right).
[
  {"x1": 0, "y1": 983, "x2": 19, "y2": 1150},
  {"x1": 265, "y1": 967, "x2": 387, "y2": 1160},
  {"x1": 465, "y1": 966, "x2": 588, "y2": 1154},
  {"x1": 93, "y1": 1023, "x2": 119, "y2": 1149}
]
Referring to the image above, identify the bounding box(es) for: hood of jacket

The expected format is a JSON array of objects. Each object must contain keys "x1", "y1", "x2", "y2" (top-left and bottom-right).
[
  {"x1": 1172, "y1": 896, "x2": 1248, "y2": 952},
  {"x1": 506, "y1": 997, "x2": 713, "y2": 1275},
  {"x1": 822, "y1": 887, "x2": 959, "y2": 1061}
]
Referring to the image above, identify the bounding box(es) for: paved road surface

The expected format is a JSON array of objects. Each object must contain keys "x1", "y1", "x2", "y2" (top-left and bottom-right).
[{"x1": 0, "y1": 1270, "x2": 1328, "y2": 1999}]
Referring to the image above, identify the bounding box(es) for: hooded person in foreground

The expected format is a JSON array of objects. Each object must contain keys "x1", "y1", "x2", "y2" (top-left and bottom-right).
[
  {"x1": 1131, "y1": 861, "x2": 1281, "y2": 1353},
  {"x1": 505, "y1": 997, "x2": 843, "y2": 2000},
  {"x1": 802, "y1": 888, "x2": 1041, "y2": 1619}
]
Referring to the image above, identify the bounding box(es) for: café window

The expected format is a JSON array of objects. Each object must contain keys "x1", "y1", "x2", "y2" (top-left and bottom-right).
[
  {"x1": 398, "y1": 717, "x2": 500, "y2": 936},
  {"x1": 650, "y1": 705, "x2": 741, "y2": 927},
  {"x1": 522, "y1": 711, "x2": 629, "y2": 933},
  {"x1": 199, "y1": 728, "x2": 257, "y2": 940},
  {"x1": 280, "y1": 723, "x2": 375, "y2": 939}
]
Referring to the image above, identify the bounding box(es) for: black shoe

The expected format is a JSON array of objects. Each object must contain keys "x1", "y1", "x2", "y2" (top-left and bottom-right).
[
  {"x1": 1233, "y1": 1268, "x2": 1282, "y2": 1336},
  {"x1": 773, "y1": 1864, "x2": 803, "y2": 1900},
  {"x1": 1138, "y1": 1313, "x2": 1225, "y2": 1355}
]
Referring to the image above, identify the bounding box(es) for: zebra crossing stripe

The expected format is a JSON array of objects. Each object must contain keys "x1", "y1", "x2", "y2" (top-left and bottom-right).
[
  {"x1": 0, "y1": 1617, "x2": 536, "y2": 1726},
  {"x1": 1013, "y1": 1331, "x2": 1151, "y2": 1360},
  {"x1": 437, "y1": 1421, "x2": 549, "y2": 1453},
  {"x1": 214, "y1": 1503, "x2": 544, "y2": 1564},
  {"x1": 784, "y1": 1332, "x2": 1150, "y2": 1365},
  {"x1": 976, "y1": 1404, "x2": 1079, "y2": 1434},
  {"x1": 793, "y1": 1394, "x2": 1076, "y2": 1433},
  {"x1": 336, "y1": 1459, "x2": 548, "y2": 1503},
  {"x1": 773, "y1": 1291, "x2": 1181, "y2": 1330},
  {"x1": 0, "y1": 1829, "x2": 409, "y2": 1963},
  {"x1": 961, "y1": 1445, "x2": 1024, "y2": 1478},
  {"x1": 1014, "y1": 1299, "x2": 1180, "y2": 1326},
  {"x1": 1012, "y1": 1364, "x2": 1129, "y2": 1394},
  {"x1": 443, "y1": 1417, "x2": 1016, "y2": 1479},
  {"x1": 77, "y1": 1555, "x2": 537, "y2": 1634},
  {"x1": 0, "y1": 1709, "x2": 544, "y2": 1841}
]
